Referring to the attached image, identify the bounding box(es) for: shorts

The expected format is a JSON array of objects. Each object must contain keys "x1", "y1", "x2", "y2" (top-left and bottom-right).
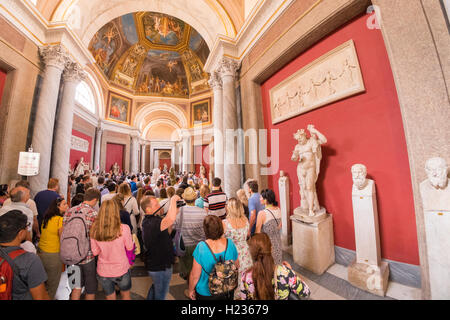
[
  {"x1": 77, "y1": 259, "x2": 98, "y2": 295},
  {"x1": 98, "y1": 270, "x2": 132, "y2": 296}
]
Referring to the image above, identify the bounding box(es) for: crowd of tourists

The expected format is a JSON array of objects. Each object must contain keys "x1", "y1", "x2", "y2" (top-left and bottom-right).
[{"x1": 0, "y1": 169, "x2": 310, "y2": 300}]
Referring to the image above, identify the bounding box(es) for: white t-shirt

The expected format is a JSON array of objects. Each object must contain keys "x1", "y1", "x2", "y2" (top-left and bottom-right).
[
  {"x1": 2, "y1": 198, "x2": 38, "y2": 217},
  {"x1": 0, "y1": 202, "x2": 34, "y2": 235}
]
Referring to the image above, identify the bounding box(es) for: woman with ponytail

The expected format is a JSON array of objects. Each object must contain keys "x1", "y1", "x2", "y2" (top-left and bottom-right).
[
  {"x1": 255, "y1": 189, "x2": 283, "y2": 265},
  {"x1": 239, "y1": 233, "x2": 310, "y2": 300}
]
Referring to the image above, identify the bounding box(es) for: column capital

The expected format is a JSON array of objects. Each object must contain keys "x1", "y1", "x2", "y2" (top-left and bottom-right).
[
  {"x1": 208, "y1": 71, "x2": 223, "y2": 90},
  {"x1": 218, "y1": 57, "x2": 240, "y2": 78},
  {"x1": 39, "y1": 44, "x2": 70, "y2": 71},
  {"x1": 63, "y1": 61, "x2": 87, "y2": 83}
]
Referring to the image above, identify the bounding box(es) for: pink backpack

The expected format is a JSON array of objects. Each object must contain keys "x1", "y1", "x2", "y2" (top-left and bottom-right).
[{"x1": 60, "y1": 210, "x2": 90, "y2": 266}]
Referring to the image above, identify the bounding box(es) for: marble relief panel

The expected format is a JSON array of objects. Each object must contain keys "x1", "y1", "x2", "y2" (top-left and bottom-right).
[{"x1": 269, "y1": 40, "x2": 365, "y2": 124}]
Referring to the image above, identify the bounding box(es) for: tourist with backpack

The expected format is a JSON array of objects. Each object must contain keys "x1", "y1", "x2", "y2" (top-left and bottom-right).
[
  {"x1": 188, "y1": 215, "x2": 240, "y2": 300},
  {"x1": 60, "y1": 188, "x2": 101, "y2": 300},
  {"x1": 90, "y1": 200, "x2": 134, "y2": 300},
  {"x1": 37, "y1": 198, "x2": 68, "y2": 299},
  {"x1": 0, "y1": 210, "x2": 49, "y2": 300}
]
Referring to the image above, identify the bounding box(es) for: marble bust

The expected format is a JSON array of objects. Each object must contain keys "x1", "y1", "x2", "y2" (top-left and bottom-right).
[
  {"x1": 348, "y1": 163, "x2": 389, "y2": 296},
  {"x1": 420, "y1": 157, "x2": 450, "y2": 212},
  {"x1": 351, "y1": 163, "x2": 375, "y2": 196},
  {"x1": 291, "y1": 125, "x2": 327, "y2": 217}
]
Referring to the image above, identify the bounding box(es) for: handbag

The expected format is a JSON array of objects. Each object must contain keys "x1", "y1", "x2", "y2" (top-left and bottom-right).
[{"x1": 173, "y1": 207, "x2": 186, "y2": 257}]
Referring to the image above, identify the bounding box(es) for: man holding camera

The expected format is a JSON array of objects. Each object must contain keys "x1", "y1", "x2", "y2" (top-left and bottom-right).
[{"x1": 140, "y1": 194, "x2": 181, "y2": 300}]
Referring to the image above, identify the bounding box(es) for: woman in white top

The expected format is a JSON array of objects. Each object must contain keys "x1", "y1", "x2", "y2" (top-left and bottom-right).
[
  {"x1": 255, "y1": 189, "x2": 282, "y2": 265},
  {"x1": 119, "y1": 183, "x2": 139, "y2": 234}
]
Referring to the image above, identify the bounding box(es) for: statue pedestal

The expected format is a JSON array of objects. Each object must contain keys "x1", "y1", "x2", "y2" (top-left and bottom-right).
[
  {"x1": 348, "y1": 260, "x2": 390, "y2": 297},
  {"x1": 293, "y1": 207, "x2": 327, "y2": 224},
  {"x1": 291, "y1": 213, "x2": 335, "y2": 275}
]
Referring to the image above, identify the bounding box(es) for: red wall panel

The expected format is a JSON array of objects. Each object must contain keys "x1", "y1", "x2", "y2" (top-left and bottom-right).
[
  {"x1": 194, "y1": 145, "x2": 210, "y2": 178},
  {"x1": 0, "y1": 69, "x2": 6, "y2": 107},
  {"x1": 106, "y1": 143, "x2": 124, "y2": 173},
  {"x1": 260, "y1": 15, "x2": 419, "y2": 265},
  {"x1": 159, "y1": 159, "x2": 172, "y2": 171},
  {"x1": 69, "y1": 129, "x2": 93, "y2": 172}
]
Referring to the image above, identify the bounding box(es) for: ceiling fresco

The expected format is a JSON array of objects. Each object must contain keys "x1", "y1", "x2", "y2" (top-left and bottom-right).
[{"x1": 88, "y1": 12, "x2": 210, "y2": 98}]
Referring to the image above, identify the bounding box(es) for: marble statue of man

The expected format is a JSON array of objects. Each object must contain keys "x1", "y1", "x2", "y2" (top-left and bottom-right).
[
  {"x1": 112, "y1": 162, "x2": 120, "y2": 176},
  {"x1": 291, "y1": 125, "x2": 327, "y2": 216},
  {"x1": 420, "y1": 157, "x2": 450, "y2": 211},
  {"x1": 74, "y1": 157, "x2": 86, "y2": 177}
]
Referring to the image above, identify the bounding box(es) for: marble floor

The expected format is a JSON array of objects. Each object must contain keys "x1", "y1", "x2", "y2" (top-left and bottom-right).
[{"x1": 91, "y1": 249, "x2": 422, "y2": 300}]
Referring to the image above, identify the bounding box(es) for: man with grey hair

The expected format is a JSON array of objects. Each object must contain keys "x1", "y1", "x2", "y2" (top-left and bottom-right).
[
  {"x1": 2, "y1": 180, "x2": 39, "y2": 238},
  {"x1": 0, "y1": 187, "x2": 34, "y2": 242}
]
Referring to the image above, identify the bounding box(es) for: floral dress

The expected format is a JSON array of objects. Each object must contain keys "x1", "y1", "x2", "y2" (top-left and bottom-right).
[
  {"x1": 224, "y1": 219, "x2": 253, "y2": 299},
  {"x1": 261, "y1": 208, "x2": 282, "y2": 265},
  {"x1": 239, "y1": 265, "x2": 310, "y2": 300}
]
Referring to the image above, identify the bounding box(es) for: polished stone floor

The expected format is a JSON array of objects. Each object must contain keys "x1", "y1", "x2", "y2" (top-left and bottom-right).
[{"x1": 87, "y1": 247, "x2": 421, "y2": 300}]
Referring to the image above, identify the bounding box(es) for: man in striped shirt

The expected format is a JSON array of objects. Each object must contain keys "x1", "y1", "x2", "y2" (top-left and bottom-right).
[{"x1": 204, "y1": 178, "x2": 228, "y2": 220}]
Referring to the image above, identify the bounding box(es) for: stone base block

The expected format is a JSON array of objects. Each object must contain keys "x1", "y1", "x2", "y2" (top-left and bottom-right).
[
  {"x1": 348, "y1": 259, "x2": 390, "y2": 297},
  {"x1": 293, "y1": 207, "x2": 327, "y2": 224},
  {"x1": 291, "y1": 214, "x2": 335, "y2": 275}
]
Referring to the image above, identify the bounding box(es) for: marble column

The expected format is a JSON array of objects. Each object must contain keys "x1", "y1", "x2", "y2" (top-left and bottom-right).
[
  {"x1": 51, "y1": 61, "x2": 86, "y2": 198},
  {"x1": 279, "y1": 171, "x2": 292, "y2": 249},
  {"x1": 209, "y1": 71, "x2": 224, "y2": 182},
  {"x1": 93, "y1": 121, "x2": 104, "y2": 174},
  {"x1": 219, "y1": 57, "x2": 241, "y2": 197},
  {"x1": 154, "y1": 149, "x2": 160, "y2": 171},
  {"x1": 130, "y1": 134, "x2": 139, "y2": 174},
  {"x1": 29, "y1": 45, "x2": 70, "y2": 196},
  {"x1": 141, "y1": 142, "x2": 147, "y2": 173},
  {"x1": 182, "y1": 135, "x2": 190, "y2": 173}
]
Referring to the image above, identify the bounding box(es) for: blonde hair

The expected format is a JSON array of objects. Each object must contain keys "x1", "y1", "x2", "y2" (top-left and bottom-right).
[
  {"x1": 200, "y1": 184, "x2": 210, "y2": 198},
  {"x1": 226, "y1": 198, "x2": 245, "y2": 220},
  {"x1": 118, "y1": 183, "x2": 132, "y2": 197},
  {"x1": 236, "y1": 189, "x2": 248, "y2": 207},
  {"x1": 91, "y1": 200, "x2": 122, "y2": 242}
]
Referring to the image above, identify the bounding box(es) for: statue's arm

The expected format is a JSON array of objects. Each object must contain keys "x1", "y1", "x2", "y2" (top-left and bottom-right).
[{"x1": 308, "y1": 125, "x2": 327, "y2": 144}]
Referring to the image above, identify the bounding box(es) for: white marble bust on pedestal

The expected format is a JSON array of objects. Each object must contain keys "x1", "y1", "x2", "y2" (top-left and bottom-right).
[
  {"x1": 419, "y1": 157, "x2": 450, "y2": 299},
  {"x1": 420, "y1": 157, "x2": 450, "y2": 211},
  {"x1": 351, "y1": 164, "x2": 380, "y2": 266},
  {"x1": 348, "y1": 164, "x2": 389, "y2": 296}
]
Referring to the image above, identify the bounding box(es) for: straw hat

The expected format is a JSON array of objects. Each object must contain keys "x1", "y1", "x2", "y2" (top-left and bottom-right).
[{"x1": 182, "y1": 187, "x2": 197, "y2": 201}]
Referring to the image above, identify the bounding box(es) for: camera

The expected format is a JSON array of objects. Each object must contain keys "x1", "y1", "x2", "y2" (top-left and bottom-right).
[{"x1": 176, "y1": 200, "x2": 186, "y2": 208}]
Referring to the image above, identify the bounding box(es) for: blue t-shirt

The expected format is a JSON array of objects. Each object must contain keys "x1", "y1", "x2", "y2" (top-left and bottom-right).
[
  {"x1": 193, "y1": 238, "x2": 238, "y2": 296},
  {"x1": 34, "y1": 190, "x2": 60, "y2": 227},
  {"x1": 130, "y1": 181, "x2": 137, "y2": 193},
  {"x1": 248, "y1": 193, "x2": 265, "y2": 235}
]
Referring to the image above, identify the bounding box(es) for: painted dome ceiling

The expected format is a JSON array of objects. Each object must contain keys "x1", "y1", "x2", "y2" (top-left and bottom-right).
[{"x1": 88, "y1": 12, "x2": 210, "y2": 98}]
